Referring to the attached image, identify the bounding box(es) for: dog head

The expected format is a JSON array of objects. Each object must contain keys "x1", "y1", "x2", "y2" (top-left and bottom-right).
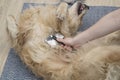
[{"x1": 64, "y1": 1, "x2": 89, "y2": 36}]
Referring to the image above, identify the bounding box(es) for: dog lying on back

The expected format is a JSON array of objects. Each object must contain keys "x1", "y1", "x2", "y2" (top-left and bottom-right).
[{"x1": 7, "y1": 1, "x2": 120, "y2": 80}]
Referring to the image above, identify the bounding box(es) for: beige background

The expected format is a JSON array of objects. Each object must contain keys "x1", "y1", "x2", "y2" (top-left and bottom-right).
[{"x1": 0, "y1": 0, "x2": 120, "y2": 77}]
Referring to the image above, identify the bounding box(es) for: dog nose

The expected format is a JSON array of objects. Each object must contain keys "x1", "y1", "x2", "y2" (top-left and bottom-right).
[{"x1": 84, "y1": 4, "x2": 89, "y2": 9}]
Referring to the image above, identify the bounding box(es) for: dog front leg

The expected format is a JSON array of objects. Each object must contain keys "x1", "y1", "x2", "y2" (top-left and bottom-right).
[{"x1": 56, "y1": 2, "x2": 68, "y2": 21}]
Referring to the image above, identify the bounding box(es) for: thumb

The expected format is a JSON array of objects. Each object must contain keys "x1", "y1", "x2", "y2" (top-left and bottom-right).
[{"x1": 57, "y1": 38, "x2": 65, "y2": 43}]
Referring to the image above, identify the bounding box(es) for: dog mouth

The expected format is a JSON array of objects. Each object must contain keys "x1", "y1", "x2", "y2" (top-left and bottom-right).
[{"x1": 77, "y1": 3, "x2": 89, "y2": 15}]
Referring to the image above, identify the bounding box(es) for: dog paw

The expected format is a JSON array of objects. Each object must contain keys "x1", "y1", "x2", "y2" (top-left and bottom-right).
[
  {"x1": 7, "y1": 15, "x2": 18, "y2": 39},
  {"x1": 56, "y1": 2, "x2": 68, "y2": 20}
]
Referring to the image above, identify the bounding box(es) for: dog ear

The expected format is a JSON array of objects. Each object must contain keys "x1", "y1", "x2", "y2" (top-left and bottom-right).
[
  {"x1": 7, "y1": 15, "x2": 18, "y2": 40},
  {"x1": 56, "y1": 2, "x2": 68, "y2": 21}
]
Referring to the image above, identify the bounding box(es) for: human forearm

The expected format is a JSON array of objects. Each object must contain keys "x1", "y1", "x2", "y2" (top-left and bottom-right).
[
  {"x1": 73, "y1": 9, "x2": 120, "y2": 45},
  {"x1": 87, "y1": 9, "x2": 120, "y2": 40}
]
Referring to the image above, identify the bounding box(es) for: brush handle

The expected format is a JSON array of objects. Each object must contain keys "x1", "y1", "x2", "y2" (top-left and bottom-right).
[{"x1": 52, "y1": 35, "x2": 65, "y2": 46}]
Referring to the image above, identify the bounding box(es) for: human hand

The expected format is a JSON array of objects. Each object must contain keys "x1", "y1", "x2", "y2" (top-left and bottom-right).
[{"x1": 57, "y1": 37, "x2": 80, "y2": 51}]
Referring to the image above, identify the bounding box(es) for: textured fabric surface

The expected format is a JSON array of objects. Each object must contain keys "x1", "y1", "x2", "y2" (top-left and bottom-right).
[
  {"x1": 1, "y1": 49, "x2": 42, "y2": 80},
  {"x1": 1, "y1": 3, "x2": 119, "y2": 80}
]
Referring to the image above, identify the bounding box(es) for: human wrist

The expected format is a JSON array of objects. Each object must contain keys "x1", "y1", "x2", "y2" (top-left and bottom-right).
[{"x1": 73, "y1": 31, "x2": 91, "y2": 46}]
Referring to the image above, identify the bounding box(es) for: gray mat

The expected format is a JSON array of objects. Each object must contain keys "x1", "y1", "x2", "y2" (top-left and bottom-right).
[{"x1": 0, "y1": 3, "x2": 119, "y2": 80}]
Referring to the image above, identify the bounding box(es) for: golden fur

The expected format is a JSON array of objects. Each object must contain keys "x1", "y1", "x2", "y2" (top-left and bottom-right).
[{"x1": 7, "y1": 1, "x2": 120, "y2": 80}]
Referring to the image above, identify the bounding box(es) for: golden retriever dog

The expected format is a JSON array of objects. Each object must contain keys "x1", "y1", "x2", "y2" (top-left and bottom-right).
[{"x1": 7, "y1": 1, "x2": 120, "y2": 80}]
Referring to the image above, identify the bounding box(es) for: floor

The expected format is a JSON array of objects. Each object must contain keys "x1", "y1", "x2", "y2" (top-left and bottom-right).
[{"x1": 0, "y1": 0, "x2": 120, "y2": 77}]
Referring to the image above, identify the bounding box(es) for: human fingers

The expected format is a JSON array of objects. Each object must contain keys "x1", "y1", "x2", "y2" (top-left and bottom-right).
[
  {"x1": 57, "y1": 38, "x2": 64, "y2": 43},
  {"x1": 64, "y1": 45, "x2": 72, "y2": 51}
]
